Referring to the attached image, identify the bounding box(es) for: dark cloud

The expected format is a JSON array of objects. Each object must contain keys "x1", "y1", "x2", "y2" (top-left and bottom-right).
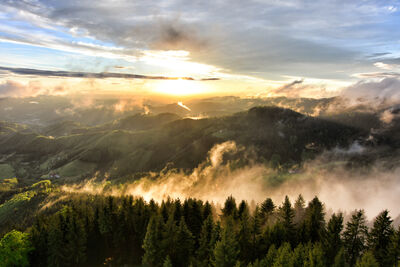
[
  {"x1": 152, "y1": 24, "x2": 207, "y2": 51},
  {"x1": 200, "y1": 78, "x2": 220, "y2": 81},
  {"x1": 354, "y1": 72, "x2": 400, "y2": 78},
  {"x1": 0, "y1": 66, "x2": 218, "y2": 81},
  {"x1": 280, "y1": 79, "x2": 304, "y2": 90},
  {"x1": 271, "y1": 79, "x2": 304, "y2": 95},
  {"x1": 366, "y1": 52, "x2": 392, "y2": 58}
]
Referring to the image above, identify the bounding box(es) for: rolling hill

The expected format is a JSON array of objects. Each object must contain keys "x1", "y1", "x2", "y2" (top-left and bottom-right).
[{"x1": 0, "y1": 106, "x2": 370, "y2": 183}]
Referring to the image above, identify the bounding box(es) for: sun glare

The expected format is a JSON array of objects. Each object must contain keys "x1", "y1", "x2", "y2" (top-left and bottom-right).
[{"x1": 153, "y1": 79, "x2": 208, "y2": 96}]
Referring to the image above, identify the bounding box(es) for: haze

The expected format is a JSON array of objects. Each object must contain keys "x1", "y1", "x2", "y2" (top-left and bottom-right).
[{"x1": 2, "y1": 2, "x2": 400, "y2": 266}]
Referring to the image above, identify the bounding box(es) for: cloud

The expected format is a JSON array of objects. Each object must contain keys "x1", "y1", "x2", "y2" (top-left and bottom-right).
[
  {"x1": 273, "y1": 79, "x2": 304, "y2": 94},
  {"x1": 151, "y1": 23, "x2": 208, "y2": 51},
  {"x1": 367, "y1": 52, "x2": 392, "y2": 58},
  {"x1": 353, "y1": 72, "x2": 400, "y2": 78},
  {"x1": 380, "y1": 109, "x2": 396, "y2": 124},
  {"x1": 1, "y1": 0, "x2": 398, "y2": 80},
  {"x1": 340, "y1": 77, "x2": 400, "y2": 106},
  {"x1": 0, "y1": 80, "x2": 43, "y2": 97},
  {"x1": 61, "y1": 140, "x2": 400, "y2": 219},
  {"x1": 0, "y1": 79, "x2": 77, "y2": 97},
  {"x1": 267, "y1": 79, "x2": 332, "y2": 98},
  {"x1": 380, "y1": 106, "x2": 400, "y2": 124},
  {"x1": 201, "y1": 78, "x2": 220, "y2": 81},
  {"x1": 0, "y1": 66, "x2": 211, "y2": 80},
  {"x1": 382, "y1": 57, "x2": 400, "y2": 65},
  {"x1": 374, "y1": 62, "x2": 395, "y2": 70}
]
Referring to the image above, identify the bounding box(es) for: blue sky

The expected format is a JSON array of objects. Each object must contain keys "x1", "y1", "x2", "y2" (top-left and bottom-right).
[{"x1": 1, "y1": 0, "x2": 400, "y2": 97}]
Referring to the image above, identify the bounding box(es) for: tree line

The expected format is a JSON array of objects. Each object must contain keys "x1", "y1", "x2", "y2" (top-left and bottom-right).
[{"x1": 1, "y1": 194, "x2": 400, "y2": 267}]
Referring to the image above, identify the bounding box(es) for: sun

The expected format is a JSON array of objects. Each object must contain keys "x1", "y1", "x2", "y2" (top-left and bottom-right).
[{"x1": 153, "y1": 79, "x2": 208, "y2": 96}]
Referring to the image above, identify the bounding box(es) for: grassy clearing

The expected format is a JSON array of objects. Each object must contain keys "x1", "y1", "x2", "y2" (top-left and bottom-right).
[
  {"x1": 55, "y1": 160, "x2": 96, "y2": 178},
  {"x1": 0, "y1": 164, "x2": 15, "y2": 179}
]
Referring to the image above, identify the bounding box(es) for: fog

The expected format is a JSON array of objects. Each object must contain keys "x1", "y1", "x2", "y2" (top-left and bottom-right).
[{"x1": 62, "y1": 141, "x2": 400, "y2": 220}]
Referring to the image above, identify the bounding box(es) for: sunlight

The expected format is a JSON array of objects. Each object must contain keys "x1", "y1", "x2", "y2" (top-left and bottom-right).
[
  {"x1": 141, "y1": 50, "x2": 220, "y2": 77},
  {"x1": 153, "y1": 78, "x2": 208, "y2": 96}
]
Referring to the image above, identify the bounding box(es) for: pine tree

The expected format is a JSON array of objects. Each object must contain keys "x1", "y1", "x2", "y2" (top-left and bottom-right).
[
  {"x1": 249, "y1": 207, "x2": 262, "y2": 260},
  {"x1": 221, "y1": 196, "x2": 238, "y2": 219},
  {"x1": 387, "y1": 226, "x2": 400, "y2": 267},
  {"x1": 296, "y1": 221, "x2": 308, "y2": 246},
  {"x1": 264, "y1": 244, "x2": 277, "y2": 266},
  {"x1": 175, "y1": 218, "x2": 194, "y2": 267},
  {"x1": 47, "y1": 215, "x2": 67, "y2": 267},
  {"x1": 238, "y1": 200, "x2": 250, "y2": 220},
  {"x1": 368, "y1": 210, "x2": 394, "y2": 266},
  {"x1": 99, "y1": 196, "x2": 115, "y2": 255},
  {"x1": 278, "y1": 196, "x2": 295, "y2": 244},
  {"x1": 17, "y1": 191, "x2": 400, "y2": 266},
  {"x1": 161, "y1": 201, "x2": 169, "y2": 223},
  {"x1": 238, "y1": 210, "x2": 252, "y2": 263},
  {"x1": 162, "y1": 215, "x2": 178, "y2": 265},
  {"x1": 187, "y1": 200, "x2": 203, "y2": 241},
  {"x1": 142, "y1": 215, "x2": 165, "y2": 267},
  {"x1": 355, "y1": 251, "x2": 379, "y2": 267},
  {"x1": 272, "y1": 242, "x2": 293, "y2": 267},
  {"x1": 343, "y1": 210, "x2": 368, "y2": 266},
  {"x1": 203, "y1": 201, "x2": 213, "y2": 220},
  {"x1": 294, "y1": 194, "x2": 306, "y2": 225},
  {"x1": 268, "y1": 223, "x2": 286, "y2": 249},
  {"x1": 324, "y1": 213, "x2": 344, "y2": 265},
  {"x1": 173, "y1": 199, "x2": 182, "y2": 222},
  {"x1": 260, "y1": 198, "x2": 275, "y2": 224},
  {"x1": 64, "y1": 210, "x2": 87, "y2": 265},
  {"x1": 305, "y1": 197, "x2": 325, "y2": 243},
  {"x1": 117, "y1": 196, "x2": 135, "y2": 264},
  {"x1": 86, "y1": 206, "x2": 105, "y2": 266},
  {"x1": 197, "y1": 215, "x2": 216, "y2": 267},
  {"x1": 291, "y1": 243, "x2": 306, "y2": 267},
  {"x1": 29, "y1": 219, "x2": 48, "y2": 266},
  {"x1": 132, "y1": 197, "x2": 149, "y2": 262},
  {"x1": 149, "y1": 199, "x2": 158, "y2": 213},
  {"x1": 332, "y1": 247, "x2": 349, "y2": 267},
  {"x1": 212, "y1": 218, "x2": 239, "y2": 267},
  {"x1": 304, "y1": 243, "x2": 325, "y2": 267}
]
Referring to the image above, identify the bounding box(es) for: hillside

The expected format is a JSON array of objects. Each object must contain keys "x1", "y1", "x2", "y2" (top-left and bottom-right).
[{"x1": 0, "y1": 106, "x2": 368, "y2": 183}]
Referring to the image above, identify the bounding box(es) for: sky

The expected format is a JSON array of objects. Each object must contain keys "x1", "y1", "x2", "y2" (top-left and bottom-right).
[{"x1": 1, "y1": 0, "x2": 400, "y2": 98}]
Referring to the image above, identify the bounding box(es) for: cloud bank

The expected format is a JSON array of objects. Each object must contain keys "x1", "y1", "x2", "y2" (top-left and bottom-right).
[
  {"x1": 62, "y1": 141, "x2": 400, "y2": 219},
  {"x1": 0, "y1": 80, "x2": 43, "y2": 97}
]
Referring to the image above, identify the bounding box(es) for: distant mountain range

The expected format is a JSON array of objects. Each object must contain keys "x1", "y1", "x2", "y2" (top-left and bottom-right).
[{"x1": 1, "y1": 95, "x2": 400, "y2": 186}]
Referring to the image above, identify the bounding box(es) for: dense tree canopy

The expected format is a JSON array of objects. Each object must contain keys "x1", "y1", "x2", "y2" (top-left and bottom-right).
[{"x1": 0, "y1": 194, "x2": 399, "y2": 267}]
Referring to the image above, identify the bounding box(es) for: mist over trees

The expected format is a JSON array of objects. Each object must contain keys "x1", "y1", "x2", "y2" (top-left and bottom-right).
[
  {"x1": 2, "y1": 102, "x2": 400, "y2": 266},
  {"x1": 1, "y1": 194, "x2": 399, "y2": 267}
]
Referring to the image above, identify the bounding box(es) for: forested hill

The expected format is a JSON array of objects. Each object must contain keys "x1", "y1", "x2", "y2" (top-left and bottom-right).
[
  {"x1": 1, "y1": 193, "x2": 399, "y2": 267},
  {"x1": 0, "y1": 105, "x2": 399, "y2": 266},
  {"x1": 0, "y1": 106, "x2": 367, "y2": 183}
]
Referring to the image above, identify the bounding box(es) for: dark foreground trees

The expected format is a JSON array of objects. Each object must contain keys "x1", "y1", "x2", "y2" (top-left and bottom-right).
[{"x1": 1, "y1": 194, "x2": 399, "y2": 267}]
